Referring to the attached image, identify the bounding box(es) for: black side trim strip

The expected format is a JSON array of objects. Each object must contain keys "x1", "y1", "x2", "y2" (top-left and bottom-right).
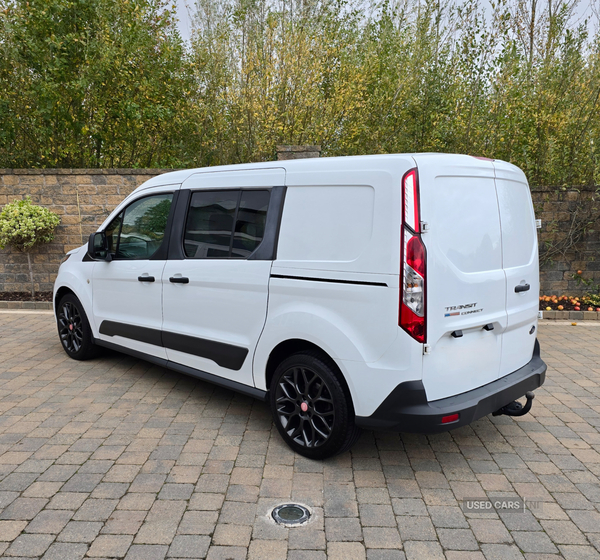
[
  {"x1": 166, "y1": 360, "x2": 263, "y2": 399},
  {"x1": 93, "y1": 338, "x2": 266, "y2": 401},
  {"x1": 94, "y1": 339, "x2": 169, "y2": 369},
  {"x1": 99, "y1": 320, "x2": 163, "y2": 347},
  {"x1": 270, "y1": 274, "x2": 388, "y2": 287},
  {"x1": 167, "y1": 188, "x2": 191, "y2": 260},
  {"x1": 162, "y1": 331, "x2": 248, "y2": 371},
  {"x1": 150, "y1": 190, "x2": 180, "y2": 261},
  {"x1": 98, "y1": 320, "x2": 248, "y2": 371}
]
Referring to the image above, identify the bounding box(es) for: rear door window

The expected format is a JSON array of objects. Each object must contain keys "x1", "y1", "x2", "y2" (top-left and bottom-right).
[
  {"x1": 184, "y1": 190, "x2": 270, "y2": 259},
  {"x1": 232, "y1": 190, "x2": 271, "y2": 258}
]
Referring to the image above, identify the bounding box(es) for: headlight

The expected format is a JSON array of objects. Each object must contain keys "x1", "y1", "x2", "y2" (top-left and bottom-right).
[{"x1": 59, "y1": 254, "x2": 71, "y2": 266}]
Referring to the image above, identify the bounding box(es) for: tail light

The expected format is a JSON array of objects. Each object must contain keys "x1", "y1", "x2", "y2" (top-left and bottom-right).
[
  {"x1": 403, "y1": 169, "x2": 419, "y2": 231},
  {"x1": 400, "y1": 168, "x2": 426, "y2": 343}
]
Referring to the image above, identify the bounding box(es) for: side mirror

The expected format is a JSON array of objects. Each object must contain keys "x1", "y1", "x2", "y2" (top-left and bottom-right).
[{"x1": 87, "y1": 232, "x2": 112, "y2": 261}]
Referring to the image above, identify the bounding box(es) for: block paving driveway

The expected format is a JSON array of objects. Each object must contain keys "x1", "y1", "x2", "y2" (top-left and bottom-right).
[{"x1": 1, "y1": 312, "x2": 600, "y2": 560}]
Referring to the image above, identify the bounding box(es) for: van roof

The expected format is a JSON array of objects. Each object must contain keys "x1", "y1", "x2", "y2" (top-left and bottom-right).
[{"x1": 131, "y1": 153, "x2": 521, "y2": 194}]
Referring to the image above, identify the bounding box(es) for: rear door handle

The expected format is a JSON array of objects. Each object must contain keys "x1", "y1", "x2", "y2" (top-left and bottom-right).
[
  {"x1": 515, "y1": 283, "x2": 530, "y2": 293},
  {"x1": 138, "y1": 275, "x2": 155, "y2": 282},
  {"x1": 169, "y1": 276, "x2": 189, "y2": 284}
]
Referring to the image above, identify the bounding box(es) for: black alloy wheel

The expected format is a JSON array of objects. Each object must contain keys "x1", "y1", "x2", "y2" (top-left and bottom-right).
[
  {"x1": 56, "y1": 294, "x2": 98, "y2": 360},
  {"x1": 270, "y1": 351, "x2": 361, "y2": 459},
  {"x1": 275, "y1": 365, "x2": 336, "y2": 448},
  {"x1": 58, "y1": 300, "x2": 84, "y2": 354}
]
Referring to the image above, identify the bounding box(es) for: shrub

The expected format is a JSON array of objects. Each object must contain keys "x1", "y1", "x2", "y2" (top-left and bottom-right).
[
  {"x1": 583, "y1": 294, "x2": 600, "y2": 308},
  {"x1": 0, "y1": 197, "x2": 61, "y2": 298}
]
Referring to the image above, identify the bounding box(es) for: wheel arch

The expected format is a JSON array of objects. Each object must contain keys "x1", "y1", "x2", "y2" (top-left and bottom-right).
[
  {"x1": 265, "y1": 338, "x2": 356, "y2": 415},
  {"x1": 54, "y1": 286, "x2": 76, "y2": 314},
  {"x1": 53, "y1": 271, "x2": 96, "y2": 334}
]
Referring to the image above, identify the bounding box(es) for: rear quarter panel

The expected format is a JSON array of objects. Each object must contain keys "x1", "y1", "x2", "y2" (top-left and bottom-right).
[
  {"x1": 253, "y1": 272, "x2": 419, "y2": 417},
  {"x1": 254, "y1": 156, "x2": 422, "y2": 416}
]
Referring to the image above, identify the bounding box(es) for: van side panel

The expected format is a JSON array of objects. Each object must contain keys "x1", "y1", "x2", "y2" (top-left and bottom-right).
[
  {"x1": 277, "y1": 186, "x2": 375, "y2": 263},
  {"x1": 278, "y1": 164, "x2": 413, "y2": 274},
  {"x1": 253, "y1": 272, "x2": 426, "y2": 417},
  {"x1": 268, "y1": 181, "x2": 400, "y2": 367},
  {"x1": 264, "y1": 273, "x2": 400, "y2": 362},
  {"x1": 255, "y1": 158, "x2": 422, "y2": 417}
]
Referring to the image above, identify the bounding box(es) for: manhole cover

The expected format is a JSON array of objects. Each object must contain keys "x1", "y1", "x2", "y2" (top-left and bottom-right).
[{"x1": 271, "y1": 503, "x2": 311, "y2": 526}]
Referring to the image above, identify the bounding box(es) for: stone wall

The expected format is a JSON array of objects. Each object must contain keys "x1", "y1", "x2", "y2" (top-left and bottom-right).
[
  {"x1": 0, "y1": 170, "x2": 599, "y2": 296},
  {"x1": 276, "y1": 145, "x2": 321, "y2": 160},
  {"x1": 0, "y1": 169, "x2": 170, "y2": 293},
  {"x1": 532, "y1": 185, "x2": 600, "y2": 296}
]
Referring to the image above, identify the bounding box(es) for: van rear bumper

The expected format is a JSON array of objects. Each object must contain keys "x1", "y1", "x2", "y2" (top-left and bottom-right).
[{"x1": 355, "y1": 339, "x2": 546, "y2": 433}]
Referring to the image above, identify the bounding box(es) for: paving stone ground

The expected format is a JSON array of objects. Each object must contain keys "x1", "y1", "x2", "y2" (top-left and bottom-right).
[{"x1": 1, "y1": 312, "x2": 600, "y2": 559}]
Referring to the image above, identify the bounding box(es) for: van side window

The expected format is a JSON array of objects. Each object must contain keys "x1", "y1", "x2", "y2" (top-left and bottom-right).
[
  {"x1": 232, "y1": 190, "x2": 270, "y2": 258},
  {"x1": 184, "y1": 190, "x2": 271, "y2": 259},
  {"x1": 111, "y1": 194, "x2": 173, "y2": 260},
  {"x1": 184, "y1": 191, "x2": 238, "y2": 258}
]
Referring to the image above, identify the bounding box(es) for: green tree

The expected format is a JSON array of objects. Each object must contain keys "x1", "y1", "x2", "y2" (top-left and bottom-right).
[
  {"x1": 0, "y1": 0, "x2": 197, "y2": 168},
  {"x1": 188, "y1": 0, "x2": 600, "y2": 187},
  {"x1": 2, "y1": 0, "x2": 600, "y2": 187}
]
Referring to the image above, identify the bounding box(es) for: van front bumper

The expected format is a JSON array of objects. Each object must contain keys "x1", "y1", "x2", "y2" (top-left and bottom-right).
[{"x1": 355, "y1": 339, "x2": 547, "y2": 433}]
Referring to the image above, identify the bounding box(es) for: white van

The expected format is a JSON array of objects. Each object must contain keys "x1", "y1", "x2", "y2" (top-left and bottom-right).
[{"x1": 54, "y1": 154, "x2": 547, "y2": 459}]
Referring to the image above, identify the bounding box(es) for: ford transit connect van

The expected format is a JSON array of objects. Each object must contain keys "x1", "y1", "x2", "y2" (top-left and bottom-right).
[{"x1": 54, "y1": 154, "x2": 547, "y2": 459}]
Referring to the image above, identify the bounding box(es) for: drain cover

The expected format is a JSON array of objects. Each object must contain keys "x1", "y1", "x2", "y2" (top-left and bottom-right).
[{"x1": 272, "y1": 503, "x2": 311, "y2": 526}]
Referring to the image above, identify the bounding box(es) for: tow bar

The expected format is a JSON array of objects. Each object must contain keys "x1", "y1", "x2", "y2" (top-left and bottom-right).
[{"x1": 492, "y1": 391, "x2": 535, "y2": 417}]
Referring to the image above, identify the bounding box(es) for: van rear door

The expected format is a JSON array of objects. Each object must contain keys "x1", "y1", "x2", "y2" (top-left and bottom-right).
[
  {"x1": 494, "y1": 161, "x2": 539, "y2": 377},
  {"x1": 415, "y1": 155, "x2": 507, "y2": 402}
]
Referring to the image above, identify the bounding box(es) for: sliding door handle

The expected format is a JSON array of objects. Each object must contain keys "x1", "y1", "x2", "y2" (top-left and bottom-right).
[
  {"x1": 138, "y1": 275, "x2": 155, "y2": 282},
  {"x1": 169, "y1": 276, "x2": 189, "y2": 284},
  {"x1": 515, "y1": 283, "x2": 530, "y2": 293}
]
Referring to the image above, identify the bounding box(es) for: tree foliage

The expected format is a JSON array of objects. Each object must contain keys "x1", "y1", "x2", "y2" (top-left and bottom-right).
[
  {"x1": 0, "y1": 0, "x2": 197, "y2": 167},
  {"x1": 189, "y1": 0, "x2": 600, "y2": 186},
  {"x1": 1, "y1": 0, "x2": 600, "y2": 187}
]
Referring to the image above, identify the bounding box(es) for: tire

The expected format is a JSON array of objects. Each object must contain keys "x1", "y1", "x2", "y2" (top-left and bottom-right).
[
  {"x1": 56, "y1": 294, "x2": 99, "y2": 360},
  {"x1": 269, "y1": 351, "x2": 362, "y2": 459}
]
